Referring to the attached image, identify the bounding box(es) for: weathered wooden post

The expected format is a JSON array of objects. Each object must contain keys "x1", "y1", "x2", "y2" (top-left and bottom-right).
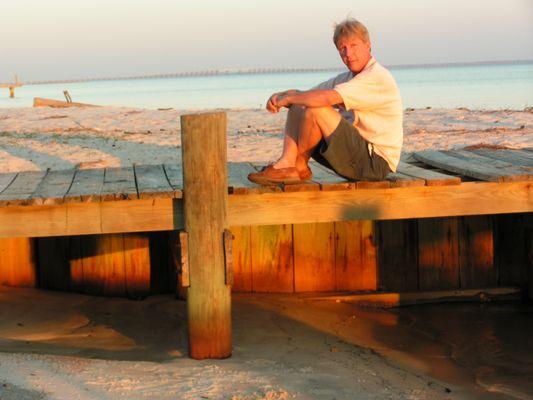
[{"x1": 181, "y1": 111, "x2": 232, "y2": 359}]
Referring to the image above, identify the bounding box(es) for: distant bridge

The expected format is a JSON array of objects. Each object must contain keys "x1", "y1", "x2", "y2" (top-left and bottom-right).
[{"x1": 20, "y1": 67, "x2": 344, "y2": 86}]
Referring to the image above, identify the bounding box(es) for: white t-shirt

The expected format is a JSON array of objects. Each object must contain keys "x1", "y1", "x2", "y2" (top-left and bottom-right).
[{"x1": 314, "y1": 57, "x2": 403, "y2": 172}]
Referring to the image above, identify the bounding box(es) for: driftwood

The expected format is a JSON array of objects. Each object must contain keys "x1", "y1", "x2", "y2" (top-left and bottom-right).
[{"x1": 33, "y1": 97, "x2": 98, "y2": 108}]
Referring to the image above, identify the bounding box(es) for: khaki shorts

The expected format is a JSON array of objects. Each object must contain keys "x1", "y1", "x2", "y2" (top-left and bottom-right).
[{"x1": 311, "y1": 118, "x2": 391, "y2": 181}]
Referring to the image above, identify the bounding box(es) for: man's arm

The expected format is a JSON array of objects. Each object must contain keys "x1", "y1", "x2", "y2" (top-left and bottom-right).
[
  {"x1": 270, "y1": 89, "x2": 343, "y2": 113},
  {"x1": 266, "y1": 89, "x2": 301, "y2": 113}
]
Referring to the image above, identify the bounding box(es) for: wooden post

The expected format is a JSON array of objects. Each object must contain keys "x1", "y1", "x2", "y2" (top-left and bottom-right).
[{"x1": 181, "y1": 112, "x2": 231, "y2": 359}]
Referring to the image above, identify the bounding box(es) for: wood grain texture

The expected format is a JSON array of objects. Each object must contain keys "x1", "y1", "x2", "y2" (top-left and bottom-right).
[
  {"x1": 78, "y1": 234, "x2": 127, "y2": 296},
  {"x1": 123, "y1": 233, "x2": 151, "y2": 298},
  {"x1": 459, "y1": 216, "x2": 496, "y2": 288},
  {"x1": 64, "y1": 168, "x2": 104, "y2": 203},
  {"x1": 397, "y1": 161, "x2": 461, "y2": 186},
  {"x1": 293, "y1": 222, "x2": 336, "y2": 292},
  {"x1": 0, "y1": 170, "x2": 47, "y2": 205},
  {"x1": 335, "y1": 220, "x2": 378, "y2": 291},
  {"x1": 418, "y1": 217, "x2": 460, "y2": 290},
  {"x1": 230, "y1": 225, "x2": 252, "y2": 292},
  {"x1": 470, "y1": 149, "x2": 533, "y2": 168},
  {"x1": 250, "y1": 224, "x2": 294, "y2": 293},
  {"x1": 385, "y1": 172, "x2": 425, "y2": 188},
  {"x1": 163, "y1": 164, "x2": 184, "y2": 198},
  {"x1": 0, "y1": 173, "x2": 17, "y2": 194},
  {"x1": 101, "y1": 167, "x2": 138, "y2": 201},
  {"x1": 29, "y1": 169, "x2": 77, "y2": 205},
  {"x1": 181, "y1": 112, "x2": 231, "y2": 359},
  {"x1": 0, "y1": 237, "x2": 37, "y2": 287},
  {"x1": 1, "y1": 181, "x2": 531, "y2": 239},
  {"x1": 377, "y1": 219, "x2": 418, "y2": 291},
  {"x1": 309, "y1": 162, "x2": 354, "y2": 191},
  {"x1": 415, "y1": 150, "x2": 531, "y2": 182},
  {"x1": 227, "y1": 162, "x2": 264, "y2": 194},
  {"x1": 134, "y1": 164, "x2": 175, "y2": 199},
  {"x1": 227, "y1": 181, "x2": 533, "y2": 227}
]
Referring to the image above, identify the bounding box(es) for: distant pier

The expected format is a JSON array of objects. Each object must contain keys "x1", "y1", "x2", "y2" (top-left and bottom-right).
[
  {"x1": 23, "y1": 67, "x2": 344, "y2": 86},
  {"x1": 0, "y1": 75, "x2": 22, "y2": 98}
]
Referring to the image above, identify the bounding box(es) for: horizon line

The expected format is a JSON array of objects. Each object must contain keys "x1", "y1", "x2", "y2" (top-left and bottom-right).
[{"x1": 6, "y1": 59, "x2": 533, "y2": 86}]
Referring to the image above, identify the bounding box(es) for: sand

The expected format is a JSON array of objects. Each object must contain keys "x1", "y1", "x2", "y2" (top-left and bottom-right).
[
  {"x1": 0, "y1": 106, "x2": 531, "y2": 173},
  {"x1": 0, "y1": 286, "x2": 475, "y2": 400}
]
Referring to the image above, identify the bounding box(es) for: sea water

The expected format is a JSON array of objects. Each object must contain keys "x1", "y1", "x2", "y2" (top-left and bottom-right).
[{"x1": 1, "y1": 62, "x2": 532, "y2": 110}]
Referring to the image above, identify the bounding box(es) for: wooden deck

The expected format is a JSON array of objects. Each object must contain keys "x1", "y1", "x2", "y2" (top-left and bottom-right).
[{"x1": 0, "y1": 149, "x2": 532, "y2": 238}]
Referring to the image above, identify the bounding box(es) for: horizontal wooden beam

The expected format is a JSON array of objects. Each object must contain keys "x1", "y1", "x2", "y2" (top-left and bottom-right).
[
  {"x1": 228, "y1": 181, "x2": 532, "y2": 226},
  {"x1": 0, "y1": 181, "x2": 531, "y2": 238}
]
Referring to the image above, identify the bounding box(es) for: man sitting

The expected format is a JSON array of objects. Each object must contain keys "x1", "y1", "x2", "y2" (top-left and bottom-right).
[{"x1": 248, "y1": 18, "x2": 403, "y2": 185}]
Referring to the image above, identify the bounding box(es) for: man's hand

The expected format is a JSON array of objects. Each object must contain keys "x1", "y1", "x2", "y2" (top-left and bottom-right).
[
  {"x1": 266, "y1": 90, "x2": 300, "y2": 113},
  {"x1": 266, "y1": 93, "x2": 281, "y2": 113}
]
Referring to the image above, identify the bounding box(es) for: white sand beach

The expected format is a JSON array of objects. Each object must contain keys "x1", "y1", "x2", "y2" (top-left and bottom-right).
[{"x1": 0, "y1": 106, "x2": 531, "y2": 173}]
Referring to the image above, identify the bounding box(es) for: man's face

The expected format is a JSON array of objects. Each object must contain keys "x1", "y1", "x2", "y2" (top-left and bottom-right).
[{"x1": 336, "y1": 34, "x2": 371, "y2": 74}]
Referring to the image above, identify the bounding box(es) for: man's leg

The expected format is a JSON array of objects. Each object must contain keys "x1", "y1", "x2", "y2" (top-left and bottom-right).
[{"x1": 274, "y1": 105, "x2": 342, "y2": 174}]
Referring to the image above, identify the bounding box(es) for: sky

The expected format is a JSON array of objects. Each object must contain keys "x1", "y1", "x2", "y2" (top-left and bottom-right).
[{"x1": 1, "y1": 0, "x2": 532, "y2": 81}]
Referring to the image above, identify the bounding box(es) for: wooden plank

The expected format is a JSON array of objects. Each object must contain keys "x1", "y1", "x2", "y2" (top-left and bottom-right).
[
  {"x1": 123, "y1": 233, "x2": 151, "y2": 299},
  {"x1": 230, "y1": 225, "x2": 252, "y2": 292},
  {"x1": 227, "y1": 162, "x2": 264, "y2": 194},
  {"x1": 29, "y1": 169, "x2": 77, "y2": 205},
  {"x1": 449, "y1": 149, "x2": 533, "y2": 171},
  {"x1": 377, "y1": 219, "x2": 418, "y2": 291},
  {"x1": 311, "y1": 287, "x2": 522, "y2": 308},
  {"x1": 163, "y1": 163, "x2": 184, "y2": 198},
  {"x1": 37, "y1": 237, "x2": 71, "y2": 291},
  {"x1": 293, "y1": 222, "x2": 336, "y2": 292},
  {"x1": 459, "y1": 216, "x2": 496, "y2": 288},
  {"x1": 494, "y1": 213, "x2": 528, "y2": 286},
  {"x1": 69, "y1": 236, "x2": 84, "y2": 292},
  {"x1": 78, "y1": 234, "x2": 127, "y2": 296},
  {"x1": 335, "y1": 220, "x2": 378, "y2": 291},
  {"x1": 0, "y1": 173, "x2": 17, "y2": 194},
  {"x1": 418, "y1": 217, "x2": 460, "y2": 290},
  {"x1": 134, "y1": 164, "x2": 174, "y2": 199},
  {"x1": 470, "y1": 149, "x2": 533, "y2": 168},
  {"x1": 181, "y1": 111, "x2": 231, "y2": 359},
  {"x1": 385, "y1": 172, "x2": 425, "y2": 188},
  {"x1": 397, "y1": 161, "x2": 461, "y2": 186},
  {"x1": 250, "y1": 224, "x2": 294, "y2": 292},
  {"x1": 414, "y1": 150, "x2": 531, "y2": 182},
  {"x1": 101, "y1": 167, "x2": 138, "y2": 201},
  {"x1": 0, "y1": 170, "x2": 47, "y2": 205},
  {"x1": 0, "y1": 181, "x2": 531, "y2": 238},
  {"x1": 64, "y1": 168, "x2": 104, "y2": 203},
  {"x1": 227, "y1": 181, "x2": 533, "y2": 227},
  {"x1": 0, "y1": 238, "x2": 37, "y2": 287},
  {"x1": 309, "y1": 162, "x2": 354, "y2": 191}
]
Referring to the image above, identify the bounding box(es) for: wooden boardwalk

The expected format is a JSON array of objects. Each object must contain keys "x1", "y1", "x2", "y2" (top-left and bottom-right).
[
  {"x1": 0, "y1": 148, "x2": 532, "y2": 238},
  {"x1": 0, "y1": 111, "x2": 532, "y2": 360}
]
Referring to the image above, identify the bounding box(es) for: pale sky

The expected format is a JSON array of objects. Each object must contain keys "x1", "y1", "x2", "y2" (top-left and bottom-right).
[{"x1": 2, "y1": 0, "x2": 532, "y2": 81}]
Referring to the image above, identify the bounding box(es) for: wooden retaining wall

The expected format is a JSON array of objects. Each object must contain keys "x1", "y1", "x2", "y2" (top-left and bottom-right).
[{"x1": 0, "y1": 213, "x2": 531, "y2": 296}]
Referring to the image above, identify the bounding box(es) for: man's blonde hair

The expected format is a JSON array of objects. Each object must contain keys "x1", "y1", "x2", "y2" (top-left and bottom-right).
[{"x1": 333, "y1": 18, "x2": 370, "y2": 47}]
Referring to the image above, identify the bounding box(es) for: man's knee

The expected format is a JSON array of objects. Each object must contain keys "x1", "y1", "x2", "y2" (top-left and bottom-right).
[{"x1": 306, "y1": 106, "x2": 342, "y2": 136}]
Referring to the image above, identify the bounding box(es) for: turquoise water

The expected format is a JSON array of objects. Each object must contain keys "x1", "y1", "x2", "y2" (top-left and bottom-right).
[{"x1": 1, "y1": 62, "x2": 532, "y2": 110}]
